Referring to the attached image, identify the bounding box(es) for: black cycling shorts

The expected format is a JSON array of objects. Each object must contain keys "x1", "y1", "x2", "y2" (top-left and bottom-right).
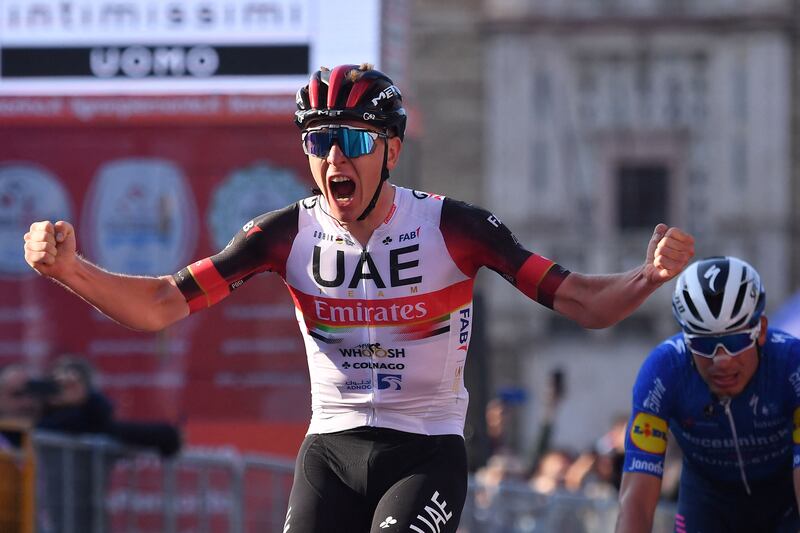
[
  {"x1": 676, "y1": 464, "x2": 800, "y2": 533},
  {"x1": 282, "y1": 426, "x2": 468, "y2": 533}
]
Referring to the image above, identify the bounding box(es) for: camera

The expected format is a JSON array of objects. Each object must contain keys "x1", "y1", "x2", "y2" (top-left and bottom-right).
[{"x1": 14, "y1": 378, "x2": 61, "y2": 398}]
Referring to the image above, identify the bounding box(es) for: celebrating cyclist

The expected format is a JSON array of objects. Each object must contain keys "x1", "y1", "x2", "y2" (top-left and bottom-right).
[
  {"x1": 616, "y1": 256, "x2": 800, "y2": 533},
  {"x1": 25, "y1": 64, "x2": 694, "y2": 533}
]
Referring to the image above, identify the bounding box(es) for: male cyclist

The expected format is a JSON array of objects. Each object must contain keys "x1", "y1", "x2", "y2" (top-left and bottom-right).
[
  {"x1": 616, "y1": 256, "x2": 800, "y2": 533},
  {"x1": 25, "y1": 64, "x2": 694, "y2": 533}
]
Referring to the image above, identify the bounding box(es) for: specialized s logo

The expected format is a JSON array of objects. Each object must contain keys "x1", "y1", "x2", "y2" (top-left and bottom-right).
[
  {"x1": 630, "y1": 412, "x2": 668, "y2": 454},
  {"x1": 793, "y1": 407, "x2": 800, "y2": 444},
  {"x1": 704, "y1": 265, "x2": 721, "y2": 292}
]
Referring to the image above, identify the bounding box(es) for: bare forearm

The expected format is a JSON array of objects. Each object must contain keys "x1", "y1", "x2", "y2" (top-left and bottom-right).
[
  {"x1": 554, "y1": 267, "x2": 662, "y2": 329},
  {"x1": 793, "y1": 468, "x2": 800, "y2": 516},
  {"x1": 54, "y1": 256, "x2": 188, "y2": 331},
  {"x1": 615, "y1": 505, "x2": 654, "y2": 533},
  {"x1": 615, "y1": 472, "x2": 662, "y2": 533}
]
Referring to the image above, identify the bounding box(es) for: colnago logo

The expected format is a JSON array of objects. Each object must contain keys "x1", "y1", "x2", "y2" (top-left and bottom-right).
[
  {"x1": 342, "y1": 362, "x2": 405, "y2": 370},
  {"x1": 315, "y1": 300, "x2": 427, "y2": 323},
  {"x1": 630, "y1": 458, "x2": 663, "y2": 475},
  {"x1": 339, "y1": 343, "x2": 406, "y2": 358}
]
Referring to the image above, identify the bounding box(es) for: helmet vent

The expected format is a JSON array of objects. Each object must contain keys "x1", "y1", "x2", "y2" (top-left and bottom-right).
[
  {"x1": 705, "y1": 292, "x2": 724, "y2": 318},
  {"x1": 730, "y1": 283, "x2": 747, "y2": 319},
  {"x1": 726, "y1": 315, "x2": 747, "y2": 331},
  {"x1": 687, "y1": 320, "x2": 712, "y2": 333},
  {"x1": 682, "y1": 290, "x2": 703, "y2": 322}
]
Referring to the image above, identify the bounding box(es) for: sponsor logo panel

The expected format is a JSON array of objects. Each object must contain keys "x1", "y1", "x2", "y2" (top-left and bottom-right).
[
  {"x1": 630, "y1": 412, "x2": 668, "y2": 454},
  {"x1": 288, "y1": 279, "x2": 473, "y2": 327},
  {"x1": 377, "y1": 373, "x2": 402, "y2": 390},
  {"x1": 629, "y1": 458, "x2": 664, "y2": 476}
]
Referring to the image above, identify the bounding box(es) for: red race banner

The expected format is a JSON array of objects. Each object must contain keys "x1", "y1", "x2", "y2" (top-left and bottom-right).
[{"x1": 0, "y1": 95, "x2": 315, "y2": 455}]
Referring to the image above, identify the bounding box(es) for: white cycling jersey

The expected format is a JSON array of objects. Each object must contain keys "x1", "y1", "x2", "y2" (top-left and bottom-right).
[{"x1": 174, "y1": 186, "x2": 569, "y2": 436}]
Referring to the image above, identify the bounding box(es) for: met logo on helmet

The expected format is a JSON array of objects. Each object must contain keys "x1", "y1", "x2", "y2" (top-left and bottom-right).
[{"x1": 371, "y1": 85, "x2": 400, "y2": 106}]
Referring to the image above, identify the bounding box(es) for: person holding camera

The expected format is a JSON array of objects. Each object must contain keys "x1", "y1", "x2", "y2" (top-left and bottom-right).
[{"x1": 36, "y1": 356, "x2": 114, "y2": 436}]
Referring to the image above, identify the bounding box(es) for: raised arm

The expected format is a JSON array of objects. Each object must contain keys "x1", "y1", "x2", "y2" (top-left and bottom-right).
[
  {"x1": 24, "y1": 220, "x2": 188, "y2": 332},
  {"x1": 553, "y1": 224, "x2": 694, "y2": 328},
  {"x1": 615, "y1": 472, "x2": 663, "y2": 533}
]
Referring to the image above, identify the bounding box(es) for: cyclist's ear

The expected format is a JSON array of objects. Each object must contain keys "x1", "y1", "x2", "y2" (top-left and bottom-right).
[
  {"x1": 757, "y1": 316, "x2": 768, "y2": 346},
  {"x1": 386, "y1": 136, "x2": 403, "y2": 170}
]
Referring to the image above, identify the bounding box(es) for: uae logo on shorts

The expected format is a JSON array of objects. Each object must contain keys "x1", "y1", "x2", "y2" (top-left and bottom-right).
[{"x1": 377, "y1": 374, "x2": 402, "y2": 390}]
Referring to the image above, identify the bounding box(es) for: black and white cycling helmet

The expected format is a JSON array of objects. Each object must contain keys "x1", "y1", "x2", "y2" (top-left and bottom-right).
[{"x1": 672, "y1": 256, "x2": 765, "y2": 334}]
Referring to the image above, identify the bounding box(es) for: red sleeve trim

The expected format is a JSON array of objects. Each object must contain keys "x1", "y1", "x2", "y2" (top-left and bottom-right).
[
  {"x1": 516, "y1": 254, "x2": 570, "y2": 309},
  {"x1": 187, "y1": 258, "x2": 230, "y2": 312}
]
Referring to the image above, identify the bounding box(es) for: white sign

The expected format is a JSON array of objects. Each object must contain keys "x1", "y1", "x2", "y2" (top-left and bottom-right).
[{"x1": 0, "y1": 0, "x2": 381, "y2": 95}]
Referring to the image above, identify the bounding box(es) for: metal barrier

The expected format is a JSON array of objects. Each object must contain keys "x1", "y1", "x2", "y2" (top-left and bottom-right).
[
  {"x1": 31, "y1": 431, "x2": 294, "y2": 533},
  {"x1": 461, "y1": 480, "x2": 677, "y2": 533},
  {"x1": 24, "y1": 431, "x2": 677, "y2": 533}
]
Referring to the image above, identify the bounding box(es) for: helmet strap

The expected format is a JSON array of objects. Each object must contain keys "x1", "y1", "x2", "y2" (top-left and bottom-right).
[{"x1": 356, "y1": 137, "x2": 390, "y2": 221}]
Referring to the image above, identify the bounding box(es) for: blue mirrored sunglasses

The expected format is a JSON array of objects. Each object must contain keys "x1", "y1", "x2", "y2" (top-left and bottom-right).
[
  {"x1": 683, "y1": 325, "x2": 760, "y2": 358},
  {"x1": 301, "y1": 125, "x2": 387, "y2": 159}
]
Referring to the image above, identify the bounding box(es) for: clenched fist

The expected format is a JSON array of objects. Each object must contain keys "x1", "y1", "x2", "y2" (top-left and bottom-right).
[
  {"x1": 644, "y1": 223, "x2": 695, "y2": 284},
  {"x1": 23, "y1": 220, "x2": 78, "y2": 279}
]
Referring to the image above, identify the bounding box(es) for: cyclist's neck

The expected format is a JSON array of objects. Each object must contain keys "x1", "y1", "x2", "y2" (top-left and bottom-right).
[{"x1": 339, "y1": 183, "x2": 396, "y2": 246}]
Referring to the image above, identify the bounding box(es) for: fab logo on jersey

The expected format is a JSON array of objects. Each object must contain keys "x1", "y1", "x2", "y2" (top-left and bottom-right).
[{"x1": 630, "y1": 412, "x2": 668, "y2": 454}]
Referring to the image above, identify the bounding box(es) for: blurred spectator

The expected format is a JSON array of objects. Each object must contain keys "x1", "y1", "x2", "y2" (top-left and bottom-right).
[
  {"x1": 529, "y1": 448, "x2": 574, "y2": 495},
  {"x1": 474, "y1": 451, "x2": 528, "y2": 509},
  {"x1": 528, "y1": 367, "x2": 566, "y2": 476},
  {"x1": 564, "y1": 415, "x2": 627, "y2": 498},
  {"x1": 485, "y1": 397, "x2": 513, "y2": 456},
  {"x1": 37, "y1": 355, "x2": 114, "y2": 435},
  {"x1": 0, "y1": 364, "x2": 44, "y2": 449}
]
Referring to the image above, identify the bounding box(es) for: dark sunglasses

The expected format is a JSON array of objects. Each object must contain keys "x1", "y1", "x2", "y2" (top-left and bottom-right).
[
  {"x1": 301, "y1": 125, "x2": 387, "y2": 159},
  {"x1": 683, "y1": 325, "x2": 760, "y2": 358}
]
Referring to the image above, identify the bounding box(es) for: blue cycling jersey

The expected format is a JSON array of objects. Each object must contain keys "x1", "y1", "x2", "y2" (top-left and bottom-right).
[{"x1": 623, "y1": 328, "x2": 800, "y2": 486}]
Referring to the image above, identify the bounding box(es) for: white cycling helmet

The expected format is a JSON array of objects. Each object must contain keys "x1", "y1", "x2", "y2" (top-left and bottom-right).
[{"x1": 672, "y1": 256, "x2": 765, "y2": 334}]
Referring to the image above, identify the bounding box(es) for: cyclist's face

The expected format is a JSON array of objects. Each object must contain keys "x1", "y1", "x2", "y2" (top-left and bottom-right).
[
  {"x1": 692, "y1": 317, "x2": 766, "y2": 397},
  {"x1": 305, "y1": 120, "x2": 401, "y2": 223}
]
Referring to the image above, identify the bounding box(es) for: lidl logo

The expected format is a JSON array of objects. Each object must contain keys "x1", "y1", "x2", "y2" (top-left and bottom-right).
[
  {"x1": 630, "y1": 412, "x2": 668, "y2": 454},
  {"x1": 793, "y1": 407, "x2": 800, "y2": 444}
]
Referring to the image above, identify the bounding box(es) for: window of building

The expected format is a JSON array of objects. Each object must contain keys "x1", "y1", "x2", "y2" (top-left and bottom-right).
[{"x1": 617, "y1": 163, "x2": 669, "y2": 230}]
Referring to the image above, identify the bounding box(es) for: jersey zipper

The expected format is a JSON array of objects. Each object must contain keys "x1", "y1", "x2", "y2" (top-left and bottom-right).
[
  {"x1": 359, "y1": 243, "x2": 377, "y2": 426},
  {"x1": 721, "y1": 397, "x2": 752, "y2": 495}
]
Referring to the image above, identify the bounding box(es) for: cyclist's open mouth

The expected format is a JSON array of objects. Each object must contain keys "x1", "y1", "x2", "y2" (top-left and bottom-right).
[{"x1": 330, "y1": 177, "x2": 356, "y2": 202}]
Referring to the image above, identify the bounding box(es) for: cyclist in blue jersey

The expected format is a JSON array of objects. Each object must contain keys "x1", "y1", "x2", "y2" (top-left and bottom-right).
[
  {"x1": 24, "y1": 64, "x2": 695, "y2": 533},
  {"x1": 616, "y1": 256, "x2": 800, "y2": 533}
]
